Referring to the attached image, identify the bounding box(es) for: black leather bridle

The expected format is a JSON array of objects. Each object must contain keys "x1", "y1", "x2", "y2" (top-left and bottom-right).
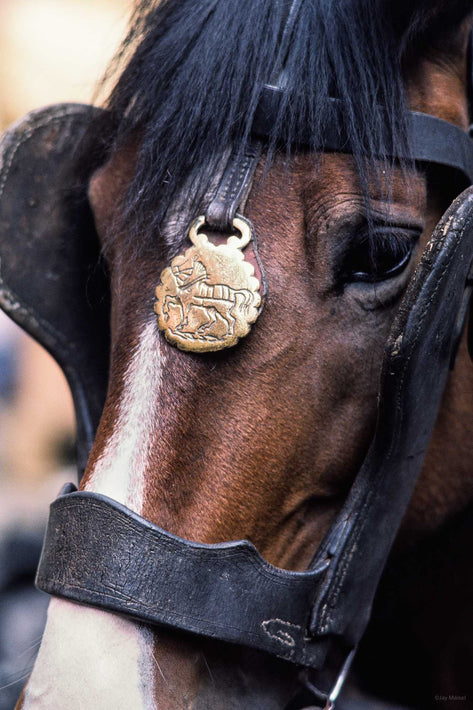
[
  {"x1": 35, "y1": 190, "x2": 473, "y2": 709},
  {"x1": 3, "y1": 2, "x2": 473, "y2": 707}
]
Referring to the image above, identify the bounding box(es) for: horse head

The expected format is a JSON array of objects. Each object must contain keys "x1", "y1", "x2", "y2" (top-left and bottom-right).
[{"x1": 12, "y1": 1, "x2": 473, "y2": 708}]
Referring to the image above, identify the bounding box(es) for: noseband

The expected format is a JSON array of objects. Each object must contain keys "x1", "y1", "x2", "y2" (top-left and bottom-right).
[{"x1": 2, "y1": 2, "x2": 473, "y2": 707}]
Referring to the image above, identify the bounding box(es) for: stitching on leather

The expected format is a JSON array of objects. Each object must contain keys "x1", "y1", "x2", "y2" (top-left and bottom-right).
[
  {"x1": 215, "y1": 160, "x2": 238, "y2": 204},
  {"x1": 217, "y1": 154, "x2": 253, "y2": 206},
  {"x1": 261, "y1": 618, "x2": 301, "y2": 647},
  {"x1": 317, "y1": 220, "x2": 468, "y2": 633},
  {"x1": 209, "y1": 147, "x2": 260, "y2": 225},
  {"x1": 321, "y1": 264, "x2": 449, "y2": 628}
]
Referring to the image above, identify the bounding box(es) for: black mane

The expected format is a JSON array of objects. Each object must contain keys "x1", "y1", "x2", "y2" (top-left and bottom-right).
[{"x1": 87, "y1": 0, "x2": 457, "y2": 254}]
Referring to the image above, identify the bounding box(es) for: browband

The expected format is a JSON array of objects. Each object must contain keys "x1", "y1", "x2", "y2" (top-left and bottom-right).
[
  {"x1": 254, "y1": 86, "x2": 473, "y2": 184},
  {"x1": 206, "y1": 85, "x2": 473, "y2": 233}
]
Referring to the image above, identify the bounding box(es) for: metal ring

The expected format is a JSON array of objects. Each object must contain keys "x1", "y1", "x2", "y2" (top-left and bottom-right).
[
  {"x1": 231, "y1": 215, "x2": 252, "y2": 249},
  {"x1": 188, "y1": 215, "x2": 206, "y2": 244},
  {"x1": 189, "y1": 214, "x2": 252, "y2": 249}
]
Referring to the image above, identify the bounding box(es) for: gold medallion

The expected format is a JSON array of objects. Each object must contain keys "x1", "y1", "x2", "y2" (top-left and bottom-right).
[{"x1": 155, "y1": 215, "x2": 262, "y2": 352}]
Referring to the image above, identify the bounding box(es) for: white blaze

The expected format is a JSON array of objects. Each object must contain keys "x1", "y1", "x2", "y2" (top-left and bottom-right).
[
  {"x1": 24, "y1": 321, "x2": 163, "y2": 709},
  {"x1": 87, "y1": 319, "x2": 162, "y2": 509},
  {"x1": 23, "y1": 600, "x2": 156, "y2": 710}
]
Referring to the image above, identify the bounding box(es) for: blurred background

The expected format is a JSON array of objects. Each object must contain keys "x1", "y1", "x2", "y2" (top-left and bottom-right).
[{"x1": 0, "y1": 1, "x2": 130, "y2": 706}]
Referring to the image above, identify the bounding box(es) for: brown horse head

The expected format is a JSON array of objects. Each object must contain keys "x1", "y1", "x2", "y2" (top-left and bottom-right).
[{"x1": 20, "y1": 1, "x2": 473, "y2": 709}]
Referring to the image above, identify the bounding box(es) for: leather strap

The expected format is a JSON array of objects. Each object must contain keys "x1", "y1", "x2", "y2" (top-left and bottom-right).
[
  {"x1": 205, "y1": 140, "x2": 262, "y2": 231},
  {"x1": 0, "y1": 105, "x2": 109, "y2": 478},
  {"x1": 36, "y1": 484, "x2": 329, "y2": 669},
  {"x1": 253, "y1": 86, "x2": 473, "y2": 184},
  {"x1": 308, "y1": 186, "x2": 473, "y2": 649},
  {"x1": 205, "y1": 0, "x2": 303, "y2": 232},
  {"x1": 270, "y1": 0, "x2": 304, "y2": 85},
  {"x1": 206, "y1": 75, "x2": 473, "y2": 232}
]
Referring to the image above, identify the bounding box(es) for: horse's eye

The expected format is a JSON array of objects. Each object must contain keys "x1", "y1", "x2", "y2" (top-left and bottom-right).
[{"x1": 343, "y1": 226, "x2": 420, "y2": 284}]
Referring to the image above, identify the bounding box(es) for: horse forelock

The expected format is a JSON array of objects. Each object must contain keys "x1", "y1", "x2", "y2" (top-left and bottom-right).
[{"x1": 82, "y1": 0, "x2": 425, "y2": 258}]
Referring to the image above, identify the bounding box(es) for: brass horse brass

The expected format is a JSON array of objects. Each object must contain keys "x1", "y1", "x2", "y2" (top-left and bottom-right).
[{"x1": 155, "y1": 216, "x2": 262, "y2": 352}]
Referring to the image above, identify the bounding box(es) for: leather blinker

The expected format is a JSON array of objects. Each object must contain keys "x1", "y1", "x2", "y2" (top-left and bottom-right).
[{"x1": 0, "y1": 104, "x2": 110, "y2": 477}]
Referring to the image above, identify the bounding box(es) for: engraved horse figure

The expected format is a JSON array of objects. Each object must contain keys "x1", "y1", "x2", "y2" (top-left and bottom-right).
[{"x1": 163, "y1": 255, "x2": 254, "y2": 340}]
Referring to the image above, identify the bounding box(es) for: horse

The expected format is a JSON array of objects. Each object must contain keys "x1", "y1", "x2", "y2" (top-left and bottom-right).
[{"x1": 4, "y1": 0, "x2": 473, "y2": 708}]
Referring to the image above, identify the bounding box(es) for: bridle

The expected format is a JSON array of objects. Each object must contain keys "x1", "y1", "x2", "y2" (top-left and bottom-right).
[
  {"x1": 3, "y1": 2, "x2": 473, "y2": 708},
  {"x1": 35, "y1": 191, "x2": 473, "y2": 709}
]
